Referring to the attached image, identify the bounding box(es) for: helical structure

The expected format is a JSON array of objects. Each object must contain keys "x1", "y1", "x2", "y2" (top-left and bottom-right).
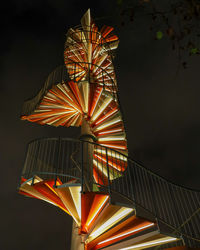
[{"x1": 19, "y1": 9, "x2": 197, "y2": 250}]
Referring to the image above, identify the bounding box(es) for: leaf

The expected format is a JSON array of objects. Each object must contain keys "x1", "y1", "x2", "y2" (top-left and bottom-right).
[
  {"x1": 190, "y1": 47, "x2": 198, "y2": 54},
  {"x1": 156, "y1": 31, "x2": 163, "y2": 40}
]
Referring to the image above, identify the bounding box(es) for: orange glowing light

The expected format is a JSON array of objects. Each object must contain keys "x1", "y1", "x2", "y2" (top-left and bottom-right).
[
  {"x1": 81, "y1": 193, "x2": 109, "y2": 233},
  {"x1": 20, "y1": 9, "x2": 128, "y2": 217},
  {"x1": 86, "y1": 196, "x2": 109, "y2": 228}
]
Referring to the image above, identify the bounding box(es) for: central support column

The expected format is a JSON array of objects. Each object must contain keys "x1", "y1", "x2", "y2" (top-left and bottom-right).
[
  {"x1": 70, "y1": 118, "x2": 96, "y2": 250},
  {"x1": 70, "y1": 220, "x2": 84, "y2": 250},
  {"x1": 80, "y1": 117, "x2": 96, "y2": 192}
]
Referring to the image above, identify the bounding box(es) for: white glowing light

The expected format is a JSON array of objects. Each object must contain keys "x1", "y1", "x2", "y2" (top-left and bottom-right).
[
  {"x1": 94, "y1": 117, "x2": 121, "y2": 132},
  {"x1": 89, "y1": 88, "x2": 103, "y2": 117},
  {"x1": 100, "y1": 143, "x2": 126, "y2": 150},
  {"x1": 95, "y1": 109, "x2": 118, "y2": 126},
  {"x1": 88, "y1": 207, "x2": 133, "y2": 241},
  {"x1": 97, "y1": 223, "x2": 154, "y2": 245},
  {"x1": 94, "y1": 149, "x2": 127, "y2": 161},
  {"x1": 98, "y1": 136, "x2": 125, "y2": 142},
  {"x1": 91, "y1": 95, "x2": 113, "y2": 122},
  {"x1": 97, "y1": 128, "x2": 122, "y2": 135},
  {"x1": 119, "y1": 237, "x2": 178, "y2": 250},
  {"x1": 69, "y1": 186, "x2": 81, "y2": 220},
  {"x1": 86, "y1": 196, "x2": 109, "y2": 227},
  {"x1": 93, "y1": 159, "x2": 108, "y2": 178}
]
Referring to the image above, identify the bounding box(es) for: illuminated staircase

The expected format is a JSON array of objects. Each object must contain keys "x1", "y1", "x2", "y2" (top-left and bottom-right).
[
  {"x1": 19, "y1": 9, "x2": 200, "y2": 250},
  {"x1": 19, "y1": 174, "x2": 177, "y2": 250}
]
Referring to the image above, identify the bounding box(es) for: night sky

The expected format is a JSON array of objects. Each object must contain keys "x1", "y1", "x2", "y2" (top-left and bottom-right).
[{"x1": 1, "y1": 1, "x2": 200, "y2": 249}]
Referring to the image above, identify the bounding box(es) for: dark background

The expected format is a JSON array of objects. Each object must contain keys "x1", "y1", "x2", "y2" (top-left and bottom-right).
[{"x1": 1, "y1": 1, "x2": 200, "y2": 249}]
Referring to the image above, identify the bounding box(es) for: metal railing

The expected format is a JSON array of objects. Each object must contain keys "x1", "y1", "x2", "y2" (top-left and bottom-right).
[
  {"x1": 65, "y1": 25, "x2": 118, "y2": 52},
  {"x1": 21, "y1": 61, "x2": 118, "y2": 117},
  {"x1": 20, "y1": 137, "x2": 200, "y2": 248}
]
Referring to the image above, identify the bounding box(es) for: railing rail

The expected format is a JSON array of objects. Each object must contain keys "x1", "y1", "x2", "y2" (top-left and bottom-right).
[{"x1": 20, "y1": 137, "x2": 200, "y2": 248}]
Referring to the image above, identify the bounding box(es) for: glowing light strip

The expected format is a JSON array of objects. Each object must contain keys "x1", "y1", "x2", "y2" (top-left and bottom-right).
[
  {"x1": 97, "y1": 223, "x2": 154, "y2": 246},
  {"x1": 60, "y1": 85, "x2": 83, "y2": 113},
  {"x1": 46, "y1": 90, "x2": 82, "y2": 114},
  {"x1": 62, "y1": 202, "x2": 79, "y2": 226},
  {"x1": 93, "y1": 172, "x2": 99, "y2": 184},
  {"x1": 45, "y1": 183, "x2": 59, "y2": 196},
  {"x1": 100, "y1": 143, "x2": 127, "y2": 150},
  {"x1": 89, "y1": 207, "x2": 133, "y2": 241},
  {"x1": 94, "y1": 118, "x2": 121, "y2": 132},
  {"x1": 98, "y1": 136, "x2": 125, "y2": 142},
  {"x1": 34, "y1": 109, "x2": 52, "y2": 113},
  {"x1": 91, "y1": 95, "x2": 113, "y2": 122},
  {"x1": 95, "y1": 108, "x2": 118, "y2": 126},
  {"x1": 86, "y1": 196, "x2": 109, "y2": 227},
  {"x1": 70, "y1": 113, "x2": 81, "y2": 126},
  {"x1": 69, "y1": 186, "x2": 81, "y2": 220},
  {"x1": 55, "y1": 189, "x2": 80, "y2": 226},
  {"x1": 119, "y1": 237, "x2": 178, "y2": 250},
  {"x1": 41, "y1": 110, "x2": 75, "y2": 116},
  {"x1": 57, "y1": 84, "x2": 74, "y2": 103},
  {"x1": 39, "y1": 106, "x2": 75, "y2": 111},
  {"x1": 93, "y1": 159, "x2": 108, "y2": 178},
  {"x1": 43, "y1": 96, "x2": 55, "y2": 102},
  {"x1": 93, "y1": 158, "x2": 120, "y2": 180},
  {"x1": 28, "y1": 182, "x2": 71, "y2": 215},
  {"x1": 94, "y1": 149, "x2": 127, "y2": 161},
  {"x1": 89, "y1": 88, "x2": 103, "y2": 117},
  {"x1": 94, "y1": 53, "x2": 108, "y2": 69},
  {"x1": 20, "y1": 186, "x2": 57, "y2": 207},
  {"x1": 44, "y1": 183, "x2": 71, "y2": 215},
  {"x1": 97, "y1": 128, "x2": 123, "y2": 135},
  {"x1": 94, "y1": 154, "x2": 124, "y2": 172}
]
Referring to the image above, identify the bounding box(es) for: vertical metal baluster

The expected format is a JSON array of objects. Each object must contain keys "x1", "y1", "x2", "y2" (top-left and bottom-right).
[
  {"x1": 96, "y1": 145, "x2": 99, "y2": 186},
  {"x1": 54, "y1": 137, "x2": 61, "y2": 187},
  {"x1": 81, "y1": 141, "x2": 84, "y2": 192},
  {"x1": 26, "y1": 143, "x2": 32, "y2": 179},
  {"x1": 125, "y1": 158, "x2": 129, "y2": 199},
  {"x1": 127, "y1": 159, "x2": 134, "y2": 201},
  {"x1": 43, "y1": 139, "x2": 48, "y2": 179},
  {"x1": 101, "y1": 147, "x2": 104, "y2": 186},
  {"x1": 61, "y1": 139, "x2": 65, "y2": 183},
  {"x1": 31, "y1": 141, "x2": 40, "y2": 185},
  {"x1": 106, "y1": 147, "x2": 111, "y2": 196},
  {"x1": 46, "y1": 140, "x2": 51, "y2": 180},
  {"x1": 20, "y1": 142, "x2": 30, "y2": 185}
]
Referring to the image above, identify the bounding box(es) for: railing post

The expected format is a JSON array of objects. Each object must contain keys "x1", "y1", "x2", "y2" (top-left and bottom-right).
[
  {"x1": 31, "y1": 175, "x2": 35, "y2": 186},
  {"x1": 126, "y1": 159, "x2": 134, "y2": 201},
  {"x1": 54, "y1": 137, "x2": 61, "y2": 187},
  {"x1": 106, "y1": 147, "x2": 111, "y2": 196},
  {"x1": 30, "y1": 140, "x2": 40, "y2": 185},
  {"x1": 81, "y1": 141, "x2": 84, "y2": 192}
]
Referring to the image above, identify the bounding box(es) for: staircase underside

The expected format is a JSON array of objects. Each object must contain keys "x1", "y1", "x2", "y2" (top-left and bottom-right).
[{"x1": 19, "y1": 175, "x2": 183, "y2": 250}]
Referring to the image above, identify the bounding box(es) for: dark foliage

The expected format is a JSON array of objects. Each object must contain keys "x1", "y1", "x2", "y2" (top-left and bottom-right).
[{"x1": 117, "y1": 0, "x2": 200, "y2": 68}]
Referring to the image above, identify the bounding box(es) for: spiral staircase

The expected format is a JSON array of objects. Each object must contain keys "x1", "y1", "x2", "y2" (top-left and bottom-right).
[{"x1": 19, "y1": 9, "x2": 200, "y2": 250}]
